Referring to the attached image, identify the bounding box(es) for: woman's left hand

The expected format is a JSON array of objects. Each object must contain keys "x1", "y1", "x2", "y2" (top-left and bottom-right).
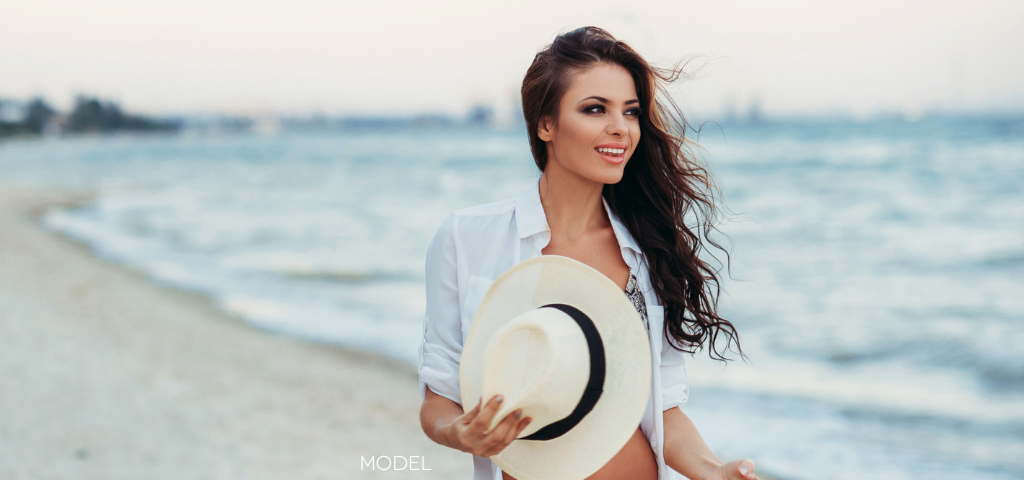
[{"x1": 702, "y1": 459, "x2": 760, "y2": 480}]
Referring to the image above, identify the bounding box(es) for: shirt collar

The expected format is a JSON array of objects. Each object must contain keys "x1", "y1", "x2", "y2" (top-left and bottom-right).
[{"x1": 515, "y1": 176, "x2": 643, "y2": 256}]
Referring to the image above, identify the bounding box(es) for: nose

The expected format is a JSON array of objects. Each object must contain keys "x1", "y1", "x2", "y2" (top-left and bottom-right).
[{"x1": 606, "y1": 112, "x2": 628, "y2": 137}]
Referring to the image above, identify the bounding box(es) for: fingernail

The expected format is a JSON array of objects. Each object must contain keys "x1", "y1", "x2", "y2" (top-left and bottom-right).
[
  {"x1": 525, "y1": 418, "x2": 532, "y2": 425},
  {"x1": 740, "y1": 466, "x2": 749, "y2": 475},
  {"x1": 494, "y1": 395, "x2": 503, "y2": 403},
  {"x1": 514, "y1": 411, "x2": 522, "y2": 420}
]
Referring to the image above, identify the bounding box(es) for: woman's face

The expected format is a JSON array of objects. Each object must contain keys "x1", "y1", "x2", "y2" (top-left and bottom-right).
[{"x1": 538, "y1": 62, "x2": 641, "y2": 185}]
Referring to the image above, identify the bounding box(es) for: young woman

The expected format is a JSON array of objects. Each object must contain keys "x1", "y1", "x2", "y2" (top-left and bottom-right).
[{"x1": 418, "y1": 26, "x2": 760, "y2": 480}]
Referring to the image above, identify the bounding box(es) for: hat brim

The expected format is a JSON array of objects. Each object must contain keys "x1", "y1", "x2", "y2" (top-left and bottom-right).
[{"x1": 460, "y1": 255, "x2": 652, "y2": 480}]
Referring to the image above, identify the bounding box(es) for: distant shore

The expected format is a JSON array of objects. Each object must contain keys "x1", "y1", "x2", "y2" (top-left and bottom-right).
[{"x1": 0, "y1": 182, "x2": 468, "y2": 479}]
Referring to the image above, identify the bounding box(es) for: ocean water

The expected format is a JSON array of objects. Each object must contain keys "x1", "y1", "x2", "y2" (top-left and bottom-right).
[{"x1": 1, "y1": 116, "x2": 1021, "y2": 479}]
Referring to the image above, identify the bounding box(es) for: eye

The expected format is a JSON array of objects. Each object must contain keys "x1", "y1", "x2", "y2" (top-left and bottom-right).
[
  {"x1": 626, "y1": 108, "x2": 642, "y2": 117},
  {"x1": 583, "y1": 104, "x2": 605, "y2": 114}
]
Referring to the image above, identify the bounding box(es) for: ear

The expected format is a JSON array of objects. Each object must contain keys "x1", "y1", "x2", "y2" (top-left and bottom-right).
[{"x1": 537, "y1": 115, "x2": 555, "y2": 142}]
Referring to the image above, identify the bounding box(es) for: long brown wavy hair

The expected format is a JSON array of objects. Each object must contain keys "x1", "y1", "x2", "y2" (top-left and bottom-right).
[{"x1": 521, "y1": 26, "x2": 743, "y2": 361}]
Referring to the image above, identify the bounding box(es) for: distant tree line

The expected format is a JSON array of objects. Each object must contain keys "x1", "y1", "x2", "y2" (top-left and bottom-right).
[{"x1": 0, "y1": 95, "x2": 179, "y2": 137}]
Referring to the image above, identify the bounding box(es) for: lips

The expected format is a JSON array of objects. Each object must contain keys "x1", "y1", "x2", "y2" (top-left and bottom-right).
[{"x1": 595, "y1": 142, "x2": 628, "y2": 164}]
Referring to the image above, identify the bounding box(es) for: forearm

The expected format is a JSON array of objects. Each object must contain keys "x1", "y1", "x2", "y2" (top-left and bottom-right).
[
  {"x1": 420, "y1": 387, "x2": 464, "y2": 448},
  {"x1": 662, "y1": 406, "x2": 724, "y2": 480}
]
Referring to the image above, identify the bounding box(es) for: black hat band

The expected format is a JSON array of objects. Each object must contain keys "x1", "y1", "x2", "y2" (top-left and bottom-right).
[{"x1": 521, "y1": 303, "x2": 606, "y2": 441}]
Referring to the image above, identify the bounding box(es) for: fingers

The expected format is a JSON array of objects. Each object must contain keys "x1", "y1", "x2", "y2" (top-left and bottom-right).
[
  {"x1": 480, "y1": 409, "x2": 524, "y2": 453},
  {"x1": 453, "y1": 398, "x2": 482, "y2": 430},
  {"x1": 466, "y1": 394, "x2": 504, "y2": 437},
  {"x1": 481, "y1": 411, "x2": 532, "y2": 457},
  {"x1": 511, "y1": 414, "x2": 533, "y2": 440},
  {"x1": 736, "y1": 458, "x2": 756, "y2": 480},
  {"x1": 501, "y1": 415, "x2": 523, "y2": 445},
  {"x1": 479, "y1": 408, "x2": 521, "y2": 451},
  {"x1": 719, "y1": 459, "x2": 757, "y2": 480},
  {"x1": 504, "y1": 414, "x2": 533, "y2": 445},
  {"x1": 454, "y1": 397, "x2": 539, "y2": 458}
]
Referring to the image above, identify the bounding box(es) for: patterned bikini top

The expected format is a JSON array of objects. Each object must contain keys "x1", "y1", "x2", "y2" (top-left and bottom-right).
[{"x1": 624, "y1": 271, "x2": 650, "y2": 333}]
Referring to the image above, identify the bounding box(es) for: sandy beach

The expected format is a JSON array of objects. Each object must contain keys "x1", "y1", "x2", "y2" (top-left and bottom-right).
[{"x1": 0, "y1": 183, "x2": 469, "y2": 479}]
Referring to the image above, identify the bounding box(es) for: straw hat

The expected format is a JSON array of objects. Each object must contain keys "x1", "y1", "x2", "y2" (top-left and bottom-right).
[{"x1": 460, "y1": 255, "x2": 652, "y2": 480}]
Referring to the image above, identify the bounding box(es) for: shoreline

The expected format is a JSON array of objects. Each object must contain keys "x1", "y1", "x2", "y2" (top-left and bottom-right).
[
  {"x1": 31, "y1": 187, "x2": 420, "y2": 377},
  {"x1": 0, "y1": 182, "x2": 468, "y2": 479},
  {"x1": 0, "y1": 182, "x2": 785, "y2": 480}
]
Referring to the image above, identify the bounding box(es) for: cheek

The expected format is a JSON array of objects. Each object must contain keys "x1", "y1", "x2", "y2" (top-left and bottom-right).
[{"x1": 558, "y1": 117, "x2": 601, "y2": 155}]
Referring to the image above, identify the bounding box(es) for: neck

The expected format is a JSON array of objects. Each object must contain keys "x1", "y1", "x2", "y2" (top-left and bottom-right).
[{"x1": 538, "y1": 166, "x2": 609, "y2": 244}]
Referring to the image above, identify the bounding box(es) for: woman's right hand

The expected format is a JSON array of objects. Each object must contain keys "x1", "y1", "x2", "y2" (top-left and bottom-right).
[{"x1": 441, "y1": 394, "x2": 533, "y2": 457}]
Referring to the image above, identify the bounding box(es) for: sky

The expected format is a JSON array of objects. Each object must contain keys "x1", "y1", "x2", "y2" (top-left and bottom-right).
[{"x1": 2, "y1": 0, "x2": 1022, "y2": 119}]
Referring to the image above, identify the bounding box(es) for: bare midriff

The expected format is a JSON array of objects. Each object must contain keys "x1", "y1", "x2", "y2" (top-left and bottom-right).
[{"x1": 501, "y1": 426, "x2": 657, "y2": 480}]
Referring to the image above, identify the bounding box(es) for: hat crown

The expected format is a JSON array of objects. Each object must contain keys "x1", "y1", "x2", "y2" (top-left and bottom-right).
[
  {"x1": 458, "y1": 255, "x2": 652, "y2": 480},
  {"x1": 480, "y1": 307, "x2": 590, "y2": 437}
]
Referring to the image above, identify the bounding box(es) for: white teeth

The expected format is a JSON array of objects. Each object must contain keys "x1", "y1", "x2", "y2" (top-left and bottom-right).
[{"x1": 597, "y1": 148, "x2": 625, "y2": 154}]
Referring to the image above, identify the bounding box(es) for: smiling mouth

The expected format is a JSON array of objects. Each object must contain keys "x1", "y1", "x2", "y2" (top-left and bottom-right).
[
  {"x1": 595, "y1": 147, "x2": 626, "y2": 156},
  {"x1": 595, "y1": 146, "x2": 627, "y2": 164}
]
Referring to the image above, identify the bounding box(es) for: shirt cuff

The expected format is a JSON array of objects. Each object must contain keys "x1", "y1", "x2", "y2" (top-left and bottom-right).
[
  {"x1": 660, "y1": 363, "x2": 690, "y2": 410},
  {"x1": 419, "y1": 353, "x2": 463, "y2": 407}
]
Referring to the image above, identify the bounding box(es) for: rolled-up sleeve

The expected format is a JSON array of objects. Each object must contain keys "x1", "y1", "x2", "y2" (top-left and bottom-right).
[
  {"x1": 418, "y1": 212, "x2": 465, "y2": 406},
  {"x1": 660, "y1": 331, "x2": 690, "y2": 411}
]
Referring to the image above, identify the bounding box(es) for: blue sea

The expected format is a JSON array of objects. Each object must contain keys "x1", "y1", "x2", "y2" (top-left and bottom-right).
[{"x1": 1, "y1": 116, "x2": 1022, "y2": 480}]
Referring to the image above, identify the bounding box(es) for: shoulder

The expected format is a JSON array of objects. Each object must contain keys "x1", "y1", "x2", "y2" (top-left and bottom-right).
[
  {"x1": 452, "y1": 196, "x2": 516, "y2": 218},
  {"x1": 427, "y1": 196, "x2": 517, "y2": 257},
  {"x1": 428, "y1": 197, "x2": 519, "y2": 278},
  {"x1": 429, "y1": 196, "x2": 514, "y2": 238},
  {"x1": 444, "y1": 196, "x2": 517, "y2": 238}
]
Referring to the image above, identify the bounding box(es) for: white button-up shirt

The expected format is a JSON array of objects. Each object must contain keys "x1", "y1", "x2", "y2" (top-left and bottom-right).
[{"x1": 418, "y1": 175, "x2": 690, "y2": 480}]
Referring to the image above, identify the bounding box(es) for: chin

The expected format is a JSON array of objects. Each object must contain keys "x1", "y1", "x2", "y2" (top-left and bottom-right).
[{"x1": 586, "y1": 168, "x2": 625, "y2": 185}]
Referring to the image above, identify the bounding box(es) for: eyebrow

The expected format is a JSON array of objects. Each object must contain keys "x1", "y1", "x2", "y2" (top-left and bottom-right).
[{"x1": 577, "y1": 96, "x2": 640, "y2": 105}]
